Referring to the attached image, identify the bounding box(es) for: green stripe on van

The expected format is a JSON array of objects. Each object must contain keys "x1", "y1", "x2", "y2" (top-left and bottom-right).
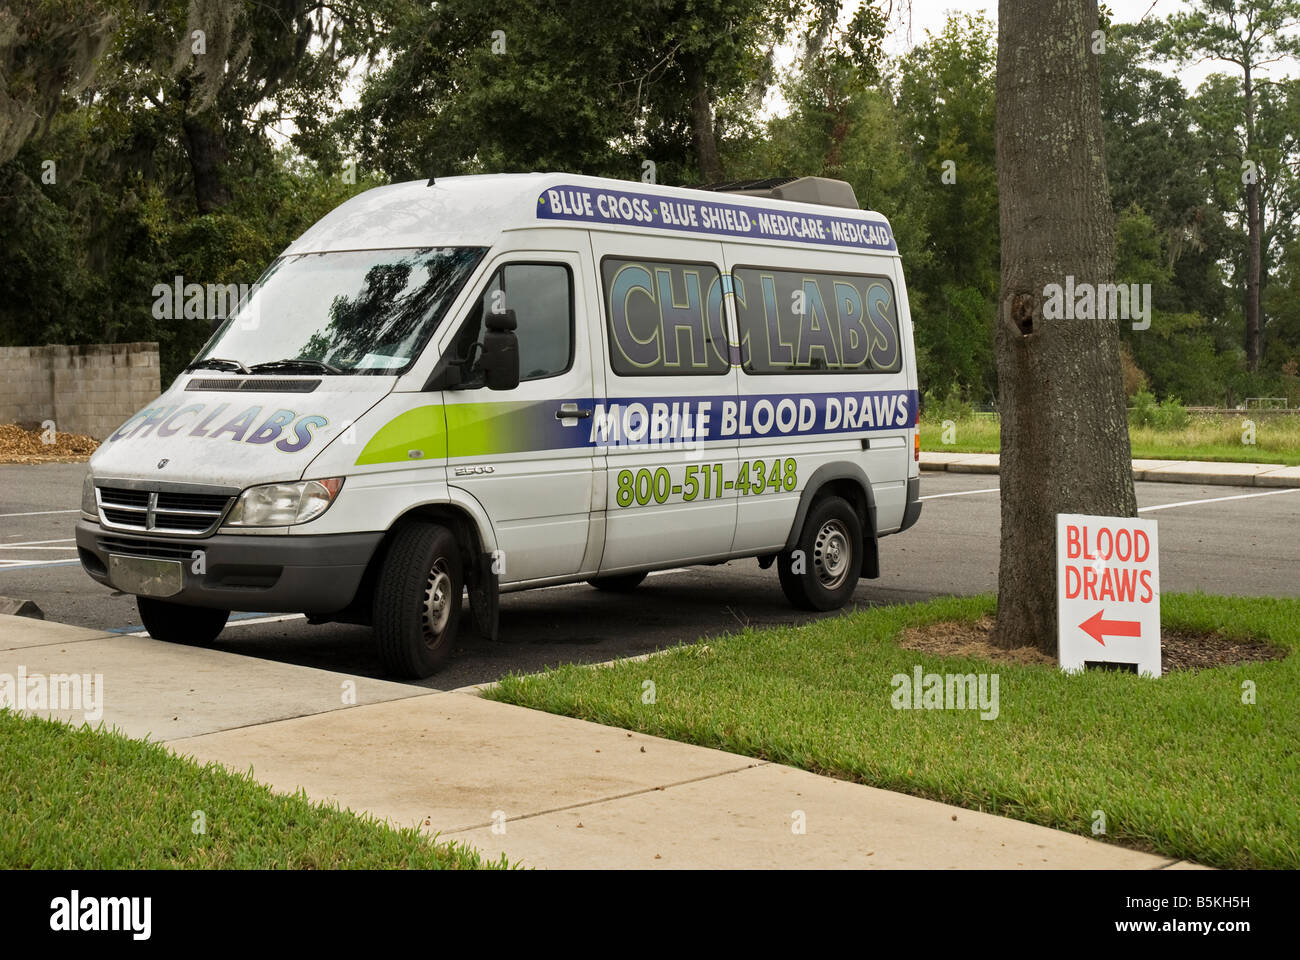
[
  {"x1": 354, "y1": 406, "x2": 447, "y2": 464},
  {"x1": 354, "y1": 401, "x2": 544, "y2": 464},
  {"x1": 444, "y1": 401, "x2": 537, "y2": 456}
]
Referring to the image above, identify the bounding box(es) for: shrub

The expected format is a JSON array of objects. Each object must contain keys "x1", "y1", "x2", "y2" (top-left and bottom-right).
[
  {"x1": 921, "y1": 382, "x2": 975, "y2": 423},
  {"x1": 1128, "y1": 389, "x2": 1189, "y2": 429}
]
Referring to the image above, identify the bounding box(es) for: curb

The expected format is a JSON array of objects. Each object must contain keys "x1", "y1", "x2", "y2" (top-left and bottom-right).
[{"x1": 920, "y1": 453, "x2": 1300, "y2": 489}]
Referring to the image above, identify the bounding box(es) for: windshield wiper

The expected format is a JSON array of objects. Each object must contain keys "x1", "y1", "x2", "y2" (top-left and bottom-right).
[
  {"x1": 186, "y1": 357, "x2": 251, "y2": 374},
  {"x1": 248, "y1": 358, "x2": 343, "y2": 375}
]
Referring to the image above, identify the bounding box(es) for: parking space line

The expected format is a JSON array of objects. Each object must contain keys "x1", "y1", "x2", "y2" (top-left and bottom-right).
[
  {"x1": 1138, "y1": 487, "x2": 1300, "y2": 513},
  {"x1": 919, "y1": 487, "x2": 1000, "y2": 501},
  {"x1": 916, "y1": 484, "x2": 1299, "y2": 513},
  {"x1": 0, "y1": 559, "x2": 81, "y2": 570},
  {"x1": 0, "y1": 509, "x2": 79, "y2": 518},
  {"x1": 1, "y1": 538, "x2": 75, "y2": 547}
]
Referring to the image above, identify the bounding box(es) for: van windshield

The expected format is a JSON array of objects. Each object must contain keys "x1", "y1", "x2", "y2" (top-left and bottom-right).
[{"x1": 193, "y1": 247, "x2": 486, "y2": 375}]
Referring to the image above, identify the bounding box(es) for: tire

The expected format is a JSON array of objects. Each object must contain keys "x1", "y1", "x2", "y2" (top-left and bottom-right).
[
  {"x1": 137, "y1": 597, "x2": 229, "y2": 646},
  {"x1": 372, "y1": 521, "x2": 462, "y2": 679},
  {"x1": 587, "y1": 571, "x2": 648, "y2": 593},
  {"x1": 777, "y1": 495, "x2": 863, "y2": 611}
]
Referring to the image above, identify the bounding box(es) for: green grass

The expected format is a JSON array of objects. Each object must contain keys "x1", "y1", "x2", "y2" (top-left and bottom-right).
[
  {"x1": 0, "y1": 711, "x2": 507, "y2": 869},
  {"x1": 487, "y1": 593, "x2": 1300, "y2": 869},
  {"x1": 919, "y1": 414, "x2": 1300, "y2": 465}
]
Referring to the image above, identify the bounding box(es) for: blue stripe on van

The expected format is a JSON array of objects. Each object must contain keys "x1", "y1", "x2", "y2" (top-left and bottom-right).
[{"x1": 537, "y1": 184, "x2": 897, "y2": 252}]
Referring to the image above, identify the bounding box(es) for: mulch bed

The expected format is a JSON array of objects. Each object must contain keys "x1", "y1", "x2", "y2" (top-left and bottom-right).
[
  {"x1": 899, "y1": 614, "x2": 1289, "y2": 674},
  {"x1": 0, "y1": 423, "x2": 100, "y2": 463}
]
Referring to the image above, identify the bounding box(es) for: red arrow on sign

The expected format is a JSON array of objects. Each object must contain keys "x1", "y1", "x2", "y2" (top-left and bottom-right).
[{"x1": 1079, "y1": 610, "x2": 1142, "y2": 646}]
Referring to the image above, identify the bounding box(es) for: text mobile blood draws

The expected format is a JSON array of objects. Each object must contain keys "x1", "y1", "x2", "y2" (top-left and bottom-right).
[{"x1": 587, "y1": 392, "x2": 914, "y2": 445}]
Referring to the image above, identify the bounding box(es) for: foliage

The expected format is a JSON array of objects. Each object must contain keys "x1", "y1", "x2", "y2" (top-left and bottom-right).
[
  {"x1": 0, "y1": 2, "x2": 1297, "y2": 398},
  {"x1": 1128, "y1": 389, "x2": 1190, "y2": 429},
  {"x1": 919, "y1": 382, "x2": 976, "y2": 423}
]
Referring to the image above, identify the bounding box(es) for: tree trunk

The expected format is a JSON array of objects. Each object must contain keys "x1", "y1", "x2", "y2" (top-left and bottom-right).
[
  {"x1": 685, "y1": 55, "x2": 724, "y2": 183},
  {"x1": 182, "y1": 109, "x2": 232, "y2": 214},
  {"x1": 992, "y1": 0, "x2": 1136, "y2": 653},
  {"x1": 1243, "y1": 65, "x2": 1262, "y2": 372}
]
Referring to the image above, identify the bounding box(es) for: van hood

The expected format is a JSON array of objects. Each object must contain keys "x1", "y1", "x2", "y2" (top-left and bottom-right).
[{"x1": 89, "y1": 377, "x2": 390, "y2": 488}]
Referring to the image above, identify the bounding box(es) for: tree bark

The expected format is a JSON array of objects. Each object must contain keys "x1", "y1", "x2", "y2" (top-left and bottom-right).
[
  {"x1": 1243, "y1": 64, "x2": 1262, "y2": 372},
  {"x1": 992, "y1": 0, "x2": 1137, "y2": 652},
  {"x1": 182, "y1": 109, "x2": 232, "y2": 214},
  {"x1": 684, "y1": 55, "x2": 724, "y2": 183}
]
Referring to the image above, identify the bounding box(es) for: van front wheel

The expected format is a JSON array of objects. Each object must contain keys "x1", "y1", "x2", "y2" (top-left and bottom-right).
[
  {"x1": 137, "y1": 597, "x2": 228, "y2": 646},
  {"x1": 778, "y1": 496, "x2": 862, "y2": 611},
  {"x1": 373, "y1": 521, "x2": 462, "y2": 679}
]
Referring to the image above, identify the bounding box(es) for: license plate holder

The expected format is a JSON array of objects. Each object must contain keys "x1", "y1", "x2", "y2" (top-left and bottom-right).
[{"x1": 108, "y1": 554, "x2": 184, "y2": 598}]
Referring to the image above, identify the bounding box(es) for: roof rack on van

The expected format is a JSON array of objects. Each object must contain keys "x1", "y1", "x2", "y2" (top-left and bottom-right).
[{"x1": 696, "y1": 176, "x2": 860, "y2": 211}]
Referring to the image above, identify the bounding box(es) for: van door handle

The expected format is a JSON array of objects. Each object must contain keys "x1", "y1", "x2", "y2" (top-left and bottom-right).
[{"x1": 556, "y1": 404, "x2": 592, "y2": 420}]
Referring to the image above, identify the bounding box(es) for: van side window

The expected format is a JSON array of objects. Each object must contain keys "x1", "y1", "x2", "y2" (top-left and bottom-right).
[
  {"x1": 453, "y1": 263, "x2": 573, "y2": 382},
  {"x1": 731, "y1": 267, "x2": 902, "y2": 375},
  {"x1": 601, "y1": 258, "x2": 730, "y2": 376}
]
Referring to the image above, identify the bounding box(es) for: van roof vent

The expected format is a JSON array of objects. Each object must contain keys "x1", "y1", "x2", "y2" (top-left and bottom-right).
[{"x1": 696, "y1": 176, "x2": 860, "y2": 210}]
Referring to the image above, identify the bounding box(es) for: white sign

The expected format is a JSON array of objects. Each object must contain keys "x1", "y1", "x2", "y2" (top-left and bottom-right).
[{"x1": 1057, "y1": 514, "x2": 1160, "y2": 677}]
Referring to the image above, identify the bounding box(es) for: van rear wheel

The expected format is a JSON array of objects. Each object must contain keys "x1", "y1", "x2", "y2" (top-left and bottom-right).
[
  {"x1": 587, "y1": 572, "x2": 648, "y2": 593},
  {"x1": 137, "y1": 597, "x2": 228, "y2": 646},
  {"x1": 778, "y1": 496, "x2": 862, "y2": 611},
  {"x1": 373, "y1": 521, "x2": 462, "y2": 679}
]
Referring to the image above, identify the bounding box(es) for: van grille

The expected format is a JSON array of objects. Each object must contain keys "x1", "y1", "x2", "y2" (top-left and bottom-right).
[
  {"x1": 97, "y1": 486, "x2": 234, "y2": 536},
  {"x1": 97, "y1": 536, "x2": 198, "y2": 561}
]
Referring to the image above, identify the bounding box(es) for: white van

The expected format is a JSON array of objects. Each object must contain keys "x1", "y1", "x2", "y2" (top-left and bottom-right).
[{"x1": 76, "y1": 173, "x2": 922, "y2": 678}]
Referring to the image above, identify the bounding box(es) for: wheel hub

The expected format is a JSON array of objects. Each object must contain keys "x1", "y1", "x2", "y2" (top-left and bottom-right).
[
  {"x1": 813, "y1": 520, "x2": 852, "y2": 590},
  {"x1": 422, "y1": 559, "x2": 452, "y2": 642}
]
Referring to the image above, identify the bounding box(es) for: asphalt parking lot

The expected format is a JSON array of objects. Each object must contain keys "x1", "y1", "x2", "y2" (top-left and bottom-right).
[{"x1": 1, "y1": 461, "x2": 1296, "y2": 689}]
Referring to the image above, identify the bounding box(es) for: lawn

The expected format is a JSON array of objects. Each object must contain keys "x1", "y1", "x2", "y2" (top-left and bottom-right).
[
  {"x1": 487, "y1": 593, "x2": 1300, "y2": 869},
  {"x1": 0, "y1": 711, "x2": 506, "y2": 869},
  {"x1": 919, "y1": 413, "x2": 1300, "y2": 466}
]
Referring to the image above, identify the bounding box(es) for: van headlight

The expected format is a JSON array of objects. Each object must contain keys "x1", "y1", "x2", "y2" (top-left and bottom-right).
[
  {"x1": 81, "y1": 472, "x2": 97, "y2": 517},
  {"x1": 225, "y1": 478, "x2": 345, "y2": 527}
]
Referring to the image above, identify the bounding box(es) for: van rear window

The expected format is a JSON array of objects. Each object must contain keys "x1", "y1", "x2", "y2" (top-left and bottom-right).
[
  {"x1": 601, "y1": 258, "x2": 730, "y2": 376},
  {"x1": 731, "y1": 267, "x2": 902, "y2": 375}
]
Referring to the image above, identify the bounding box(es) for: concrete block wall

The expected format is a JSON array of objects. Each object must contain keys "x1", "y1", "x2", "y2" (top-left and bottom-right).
[{"x1": 0, "y1": 343, "x2": 161, "y2": 439}]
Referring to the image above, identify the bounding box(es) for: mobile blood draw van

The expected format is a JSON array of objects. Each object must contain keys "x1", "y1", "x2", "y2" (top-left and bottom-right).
[{"x1": 76, "y1": 173, "x2": 923, "y2": 678}]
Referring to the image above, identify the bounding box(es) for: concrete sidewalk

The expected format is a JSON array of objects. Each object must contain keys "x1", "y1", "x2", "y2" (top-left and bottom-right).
[
  {"x1": 0, "y1": 613, "x2": 1204, "y2": 869},
  {"x1": 921, "y1": 450, "x2": 1300, "y2": 487}
]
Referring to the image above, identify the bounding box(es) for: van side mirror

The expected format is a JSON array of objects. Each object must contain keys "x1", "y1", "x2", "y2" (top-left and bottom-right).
[{"x1": 480, "y1": 309, "x2": 520, "y2": 391}]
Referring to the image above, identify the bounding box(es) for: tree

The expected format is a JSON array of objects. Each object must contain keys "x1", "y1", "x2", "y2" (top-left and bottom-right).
[
  {"x1": 0, "y1": 1, "x2": 388, "y2": 378},
  {"x1": 1190, "y1": 72, "x2": 1300, "y2": 384},
  {"x1": 992, "y1": 0, "x2": 1136, "y2": 652},
  {"x1": 342, "y1": 0, "x2": 806, "y2": 185},
  {"x1": 0, "y1": 0, "x2": 120, "y2": 164},
  {"x1": 894, "y1": 12, "x2": 1000, "y2": 402},
  {"x1": 1160, "y1": 0, "x2": 1300, "y2": 372}
]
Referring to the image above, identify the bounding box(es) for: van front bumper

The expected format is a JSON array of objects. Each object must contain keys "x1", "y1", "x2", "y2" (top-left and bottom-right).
[{"x1": 75, "y1": 520, "x2": 383, "y2": 614}]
